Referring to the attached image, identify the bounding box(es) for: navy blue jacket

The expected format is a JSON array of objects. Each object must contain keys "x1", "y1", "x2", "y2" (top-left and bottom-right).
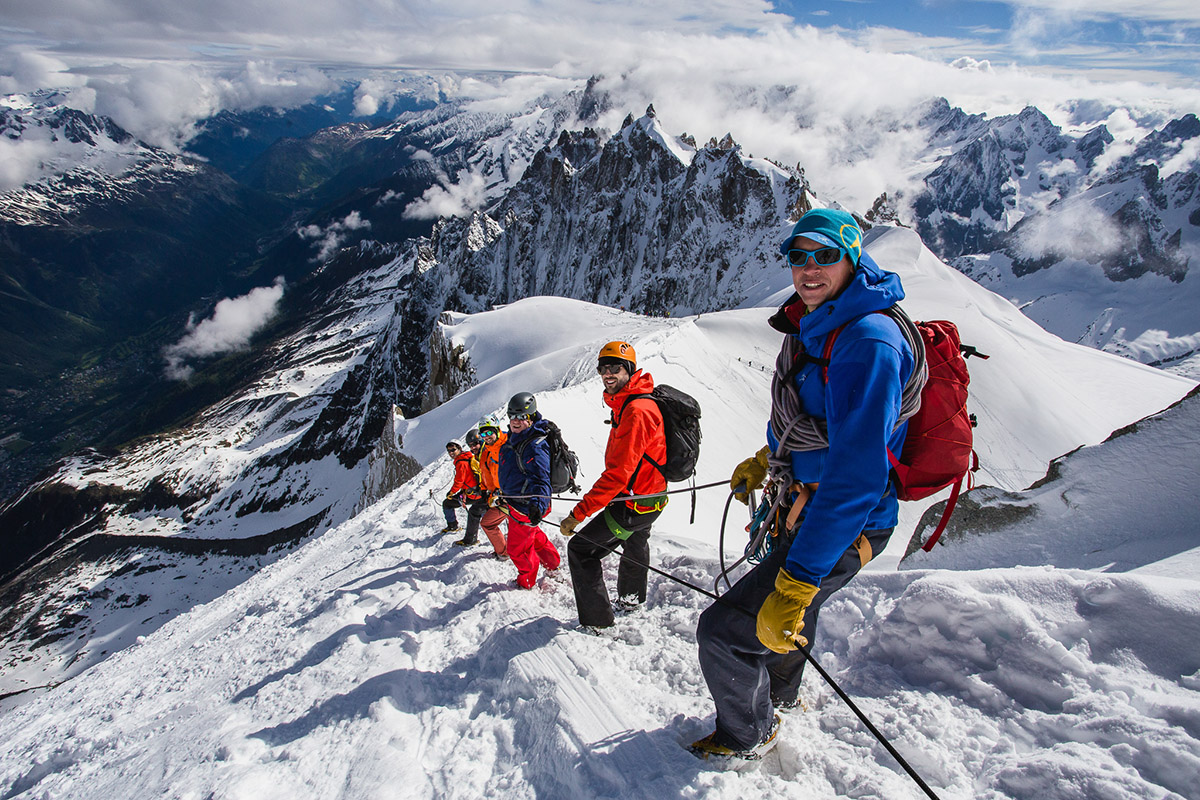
[
  {"x1": 766, "y1": 251, "x2": 915, "y2": 586},
  {"x1": 498, "y1": 416, "x2": 552, "y2": 520}
]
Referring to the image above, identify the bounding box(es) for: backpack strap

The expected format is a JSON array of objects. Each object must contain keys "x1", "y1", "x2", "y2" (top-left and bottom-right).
[
  {"x1": 615, "y1": 393, "x2": 665, "y2": 486},
  {"x1": 820, "y1": 313, "x2": 905, "y2": 487},
  {"x1": 784, "y1": 351, "x2": 830, "y2": 386}
]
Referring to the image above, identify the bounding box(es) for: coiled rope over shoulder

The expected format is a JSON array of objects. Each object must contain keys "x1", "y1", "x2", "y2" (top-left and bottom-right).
[{"x1": 768, "y1": 304, "x2": 929, "y2": 468}]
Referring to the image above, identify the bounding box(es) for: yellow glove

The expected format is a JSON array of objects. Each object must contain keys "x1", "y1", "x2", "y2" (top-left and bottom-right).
[
  {"x1": 730, "y1": 445, "x2": 771, "y2": 505},
  {"x1": 560, "y1": 515, "x2": 581, "y2": 536},
  {"x1": 756, "y1": 568, "x2": 819, "y2": 654}
]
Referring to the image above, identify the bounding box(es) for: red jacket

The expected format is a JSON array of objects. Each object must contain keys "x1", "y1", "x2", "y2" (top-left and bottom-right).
[
  {"x1": 571, "y1": 370, "x2": 667, "y2": 521},
  {"x1": 449, "y1": 451, "x2": 481, "y2": 498}
]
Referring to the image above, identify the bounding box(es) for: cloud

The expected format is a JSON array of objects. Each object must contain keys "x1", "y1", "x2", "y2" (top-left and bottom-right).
[
  {"x1": 1011, "y1": 202, "x2": 1124, "y2": 263},
  {"x1": 402, "y1": 170, "x2": 488, "y2": 220},
  {"x1": 297, "y1": 211, "x2": 372, "y2": 262},
  {"x1": 85, "y1": 60, "x2": 338, "y2": 150},
  {"x1": 163, "y1": 278, "x2": 286, "y2": 381},
  {"x1": 0, "y1": 49, "x2": 87, "y2": 94},
  {"x1": 1160, "y1": 136, "x2": 1200, "y2": 178},
  {"x1": 2, "y1": 2, "x2": 1199, "y2": 213},
  {"x1": 0, "y1": 135, "x2": 56, "y2": 191},
  {"x1": 999, "y1": 0, "x2": 1200, "y2": 26}
]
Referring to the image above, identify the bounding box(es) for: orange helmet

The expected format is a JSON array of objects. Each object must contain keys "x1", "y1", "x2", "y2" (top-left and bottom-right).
[{"x1": 597, "y1": 341, "x2": 636, "y2": 375}]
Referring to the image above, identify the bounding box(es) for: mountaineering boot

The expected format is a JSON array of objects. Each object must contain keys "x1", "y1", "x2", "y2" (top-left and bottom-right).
[
  {"x1": 453, "y1": 537, "x2": 477, "y2": 546},
  {"x1": 614, "y1": 595, "x2": 642, "y2": 615},
  {"x1": 577, "y1": 624, "x2": 616, "y2": 638},
  {"x1": 771, "y1": 693, "x2": 808, "y2": 712},
  {"x1": 689, "y1": 714, "x2": 781, "y2": 762},
  {"x1": 440, "y1": 524, "x2": 460, "y2": 533}
]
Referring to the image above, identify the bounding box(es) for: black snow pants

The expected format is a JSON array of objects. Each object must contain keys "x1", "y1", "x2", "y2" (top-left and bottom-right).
[
  {"x1": 695, "y1": 526, "x2": 893, "y2": 750},
  {"x1": 567, "y1": 504, "x2": 662, "y2": 628},
  {"x1": 460, "y1": 497, "x2": 488, "y2": 544}
]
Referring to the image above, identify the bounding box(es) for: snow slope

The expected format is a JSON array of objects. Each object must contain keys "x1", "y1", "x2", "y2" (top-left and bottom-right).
[
  {"x1": 1, "y1": 229, "x2": 1197, "y2": 799},
  {"x1": 907, "y1": 386, "x2": 1200, "y2": 580}
]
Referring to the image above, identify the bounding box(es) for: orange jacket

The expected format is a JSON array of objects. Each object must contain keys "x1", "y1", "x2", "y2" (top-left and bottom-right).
[
  {"x1": 571, "y1": 370, "x2": 667, "y2": 521},
  {"x1": 479, "y1": 431, "x2": 508, "y2": 493},
  {"x1": 449, "y1": 451, "x2": 481, "y2": 497}
]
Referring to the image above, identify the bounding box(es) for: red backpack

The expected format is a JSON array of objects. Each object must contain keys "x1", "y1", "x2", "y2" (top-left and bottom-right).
[{"x1": 822, "y1": 314, "x2": 987, "y2": 551}]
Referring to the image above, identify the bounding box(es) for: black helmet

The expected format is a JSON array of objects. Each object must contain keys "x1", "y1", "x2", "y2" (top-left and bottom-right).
[
  {"x1": 465, "y1": 429, "x2": 481, "y2": 448},
  {"x1": 507, "y1": 392, "x2": 537, "y2": 419}
]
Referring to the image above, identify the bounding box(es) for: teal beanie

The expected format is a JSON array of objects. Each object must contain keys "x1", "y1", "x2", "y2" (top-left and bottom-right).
[{"x1": 778, "y1": 208, "x2": 863, "y2": 266}]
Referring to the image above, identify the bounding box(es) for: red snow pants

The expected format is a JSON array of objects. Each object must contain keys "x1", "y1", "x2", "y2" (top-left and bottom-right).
[{"x1": 506, "y1": 507, "x2": 561, "y2": 589}]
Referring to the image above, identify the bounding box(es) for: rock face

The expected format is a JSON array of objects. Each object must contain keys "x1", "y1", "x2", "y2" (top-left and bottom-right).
[
  {"x1": 390, "y1": 109, "x2": 810, "y2": 413},
  {"x1": 423, "y1": 312, "x2": 478, "y2": 413}
]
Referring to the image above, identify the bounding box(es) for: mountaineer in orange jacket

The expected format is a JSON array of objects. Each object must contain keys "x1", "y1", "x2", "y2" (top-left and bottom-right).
[
  {"x1": 559, "y1": 341, "x2": 667, "y2": 631},
  {"x1": 474, "y1": 417, "x2": 510, "y2": 559}
]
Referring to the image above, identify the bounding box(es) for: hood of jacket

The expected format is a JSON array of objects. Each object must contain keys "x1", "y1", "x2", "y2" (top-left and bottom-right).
[{"x1": 768, "y1": 251, "x2": 905, "y2": 346}]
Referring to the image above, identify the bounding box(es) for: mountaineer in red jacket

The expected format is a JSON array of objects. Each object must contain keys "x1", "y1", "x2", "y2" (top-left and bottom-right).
[
  {"x1": 559, "y1": 341, "x2": 667, "y2": 632},
  {"x1": 441, "y1": 440, "x2": 480, "y2": 533}
]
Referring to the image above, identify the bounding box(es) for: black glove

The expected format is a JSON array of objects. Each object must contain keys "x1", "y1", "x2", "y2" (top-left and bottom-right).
[{"x1": 527, "y1": 505, "x2": 544, "y2": 525}]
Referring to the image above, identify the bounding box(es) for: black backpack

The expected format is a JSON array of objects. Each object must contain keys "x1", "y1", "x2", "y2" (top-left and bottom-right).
[
  {"x1": 621, "y1": 384, "x2": 702, "y2": 482},
  {"x1": 514, "y1": 419, "x2": 581, "y2": 494}
]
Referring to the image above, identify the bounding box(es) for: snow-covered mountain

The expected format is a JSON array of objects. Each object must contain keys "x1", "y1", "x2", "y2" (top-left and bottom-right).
[
  {"x1": 905, "y1": 383, "x2": 1200, "y2": 578},
  {"x1": 909, "y1": 103, "x2": 1200, "y2": 376},
  {"x1": 0, "y1": 81, "x2": 604, "y2": 500},
  {"x1": 1, "y1": 227, "x2": 1195, "y2": 799},
  {"x1": 4, "y1": 85, "x2": 1198, "y2": 684},
  {"x1": 4, "y1": 80, "x2": 1198, "y2": 510},
  {"x1": 388, "y1": 108, "x2": 809, "y2": 414},
  {"x1": 913, "y1": 105, "x2": 1113, "y2": 258}
]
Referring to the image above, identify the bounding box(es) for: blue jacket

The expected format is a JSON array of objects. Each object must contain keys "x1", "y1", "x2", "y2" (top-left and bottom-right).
[
  {"x1": 498, "y1": 416, "x2": 553, "y2": 519},
  {"x1": 766, "y1": 252, "x2": 915, "y2": 586}
]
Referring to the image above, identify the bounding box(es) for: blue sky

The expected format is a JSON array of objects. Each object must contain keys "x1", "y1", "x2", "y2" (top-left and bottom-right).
[{"x1": 777, "y1": 0, "x2": 1199, "y2": 85}]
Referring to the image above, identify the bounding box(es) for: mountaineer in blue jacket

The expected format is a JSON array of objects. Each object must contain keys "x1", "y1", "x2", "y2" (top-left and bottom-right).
[
  {"x1": 497, "y1": 392, "x2": 561, "y2": 589},
  {"x1": 691, "y1": 208, "x2": 922, "y2": 762}
]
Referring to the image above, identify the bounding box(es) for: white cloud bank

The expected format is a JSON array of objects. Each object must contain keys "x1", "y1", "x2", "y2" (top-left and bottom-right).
[
  {"x1": 2, "y1": 1, "x2": 1198, "y2": 210},
  {"x1": 163, "y1": 278, "x2": 285, "y2": 381}
]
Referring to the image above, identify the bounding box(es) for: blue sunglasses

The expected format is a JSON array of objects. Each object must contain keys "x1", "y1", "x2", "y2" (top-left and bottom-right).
[{"x1": 786, "y1": 246, "x2": 846, "y2": 268}]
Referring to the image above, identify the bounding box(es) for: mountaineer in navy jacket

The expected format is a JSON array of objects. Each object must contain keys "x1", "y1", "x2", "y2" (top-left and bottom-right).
[{"x1": 497, "y1": 392, "x2": 561, "y2": 589}]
